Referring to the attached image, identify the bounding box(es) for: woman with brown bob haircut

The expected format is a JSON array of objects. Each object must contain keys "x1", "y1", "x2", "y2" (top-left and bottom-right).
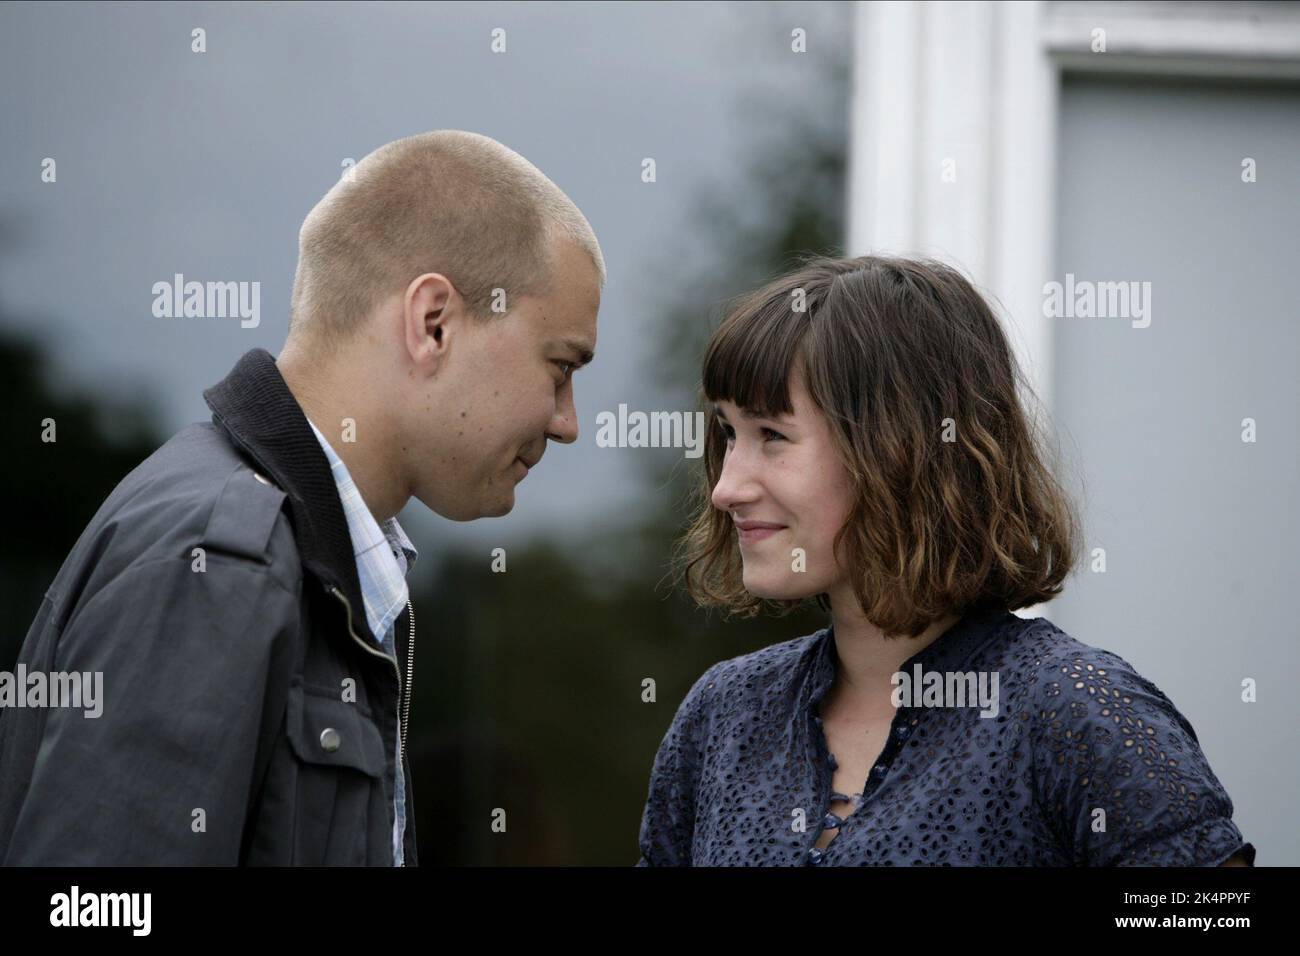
[{"x1": 636, "y1": 254, "x2": 1255, "y2": 867}]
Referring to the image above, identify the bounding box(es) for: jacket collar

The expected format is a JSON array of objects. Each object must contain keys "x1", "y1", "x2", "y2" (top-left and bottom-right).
[{"x1": 202, "y1": 347, "x2": 374, "y2": 641}]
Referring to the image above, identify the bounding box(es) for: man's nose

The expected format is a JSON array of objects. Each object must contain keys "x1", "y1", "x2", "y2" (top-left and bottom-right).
[{"x1": 546, "y1": 390, "x2": 579, "y2": 444}]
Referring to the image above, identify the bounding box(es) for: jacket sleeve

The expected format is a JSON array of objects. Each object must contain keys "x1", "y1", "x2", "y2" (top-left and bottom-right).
[
  {"x1": 1030, "y1": 649, "x2": 1255, "y2": 867},
  {"x1": 635, "y1": 663, "x2": 718, "y2": 867},
  {"x1": 2, "y1": 553, "x2": 299, "y2": 865}
]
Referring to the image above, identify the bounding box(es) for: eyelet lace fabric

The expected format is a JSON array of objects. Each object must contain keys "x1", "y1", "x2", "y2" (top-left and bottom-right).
[{"x1": 636, "y1": 607, "x2": 1255, "y2": 867}]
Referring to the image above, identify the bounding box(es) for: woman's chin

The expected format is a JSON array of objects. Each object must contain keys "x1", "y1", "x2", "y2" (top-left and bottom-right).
[{"x1": 742, "y1": 569, "x2": 818, "y2": 602}]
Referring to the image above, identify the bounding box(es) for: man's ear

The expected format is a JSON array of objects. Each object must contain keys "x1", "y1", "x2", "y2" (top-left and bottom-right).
[{"x1": 404, "y1": 273, "x2": 457, "y2": 365}]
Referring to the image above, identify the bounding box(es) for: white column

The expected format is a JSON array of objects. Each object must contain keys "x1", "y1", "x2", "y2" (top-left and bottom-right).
[{"x1": 847, "y1": 0, "x2": 1057, "y2": 409}]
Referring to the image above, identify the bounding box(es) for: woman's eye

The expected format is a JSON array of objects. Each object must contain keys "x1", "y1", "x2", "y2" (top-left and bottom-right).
[{"x1": 718, "y1": 423, "x2": 784, "y2": 443}]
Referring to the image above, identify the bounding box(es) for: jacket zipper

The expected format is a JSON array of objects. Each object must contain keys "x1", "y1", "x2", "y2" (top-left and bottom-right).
[
  {"x1": 400, "y1": 599, "x2": 414, "y2": 766},
  {"x1": 327, "y1": 583, "x2": 412, "y2": 867},
  {"x1": 399, "y1": 600, "x2": 415, "y2": 866},
  {"x1": 208, "y1": 415, "x2": 418, "y2": 864}
]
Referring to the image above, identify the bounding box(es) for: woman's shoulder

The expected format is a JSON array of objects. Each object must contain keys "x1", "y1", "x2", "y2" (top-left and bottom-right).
[
  {"x1": 690, "y1": 628, "x2": 828, "y2": 704},
  {"x1": 653, "y1": 629, "x2": 826, "y2": 772},
  {"x1": 664, "y1": 629, "x2": 828, "y2": 735},
  {"x1": 992, "y1": 610, "x2": 1111, "y2": 662},
  {"x1": 994, "y1": 613, "x2": 1177, "y2": 708},
  {"x1": 1004, "y1": 614, "x2": 1252, "y2": 865}
]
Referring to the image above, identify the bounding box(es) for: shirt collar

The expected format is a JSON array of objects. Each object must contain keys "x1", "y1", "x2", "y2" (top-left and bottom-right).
[
  {"x1": 804, "y1": 605, "x2": 1015, "y2": 712},
  {"x1": 305, "y1": 418, "x2": 418, "y2": 645}
]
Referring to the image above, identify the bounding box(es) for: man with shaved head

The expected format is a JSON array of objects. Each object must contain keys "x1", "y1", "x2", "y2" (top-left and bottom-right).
[{"x1": 0, "y1": 131, "x2": 604, "y2": 866}]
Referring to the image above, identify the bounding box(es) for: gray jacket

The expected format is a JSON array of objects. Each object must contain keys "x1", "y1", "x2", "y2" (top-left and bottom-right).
[{"x1": 0, "y1": 348, "x2": 418, "y2": 865}]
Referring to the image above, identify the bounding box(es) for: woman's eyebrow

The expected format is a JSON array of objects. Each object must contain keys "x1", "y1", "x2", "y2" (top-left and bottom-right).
[{"x1": 711, "y1": 403, "x2": 793, "y2": 424}]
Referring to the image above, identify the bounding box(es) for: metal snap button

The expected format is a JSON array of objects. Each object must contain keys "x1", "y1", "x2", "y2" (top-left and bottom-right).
[{"x1": 319, "y1": 727, "x2": 341, "y2": 752}]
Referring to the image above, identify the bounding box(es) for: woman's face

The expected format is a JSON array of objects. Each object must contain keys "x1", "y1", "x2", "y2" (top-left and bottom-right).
[{"x1": 710, "y1": 365, "x2": 858, "y2": 601}]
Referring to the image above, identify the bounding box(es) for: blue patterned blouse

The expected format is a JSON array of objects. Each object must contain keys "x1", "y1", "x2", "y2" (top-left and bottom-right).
[{"x1": 636, "y1": 606, "x2": 1255, "y2": 866}]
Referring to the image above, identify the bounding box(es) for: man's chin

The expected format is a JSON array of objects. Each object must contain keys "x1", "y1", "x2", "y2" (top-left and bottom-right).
[
  {"x1": 484, "y1": 491, "x2": 515, "y2": 518},
  {"x1": 419, "y1": 495, "x2": 511, "y2": 522}
]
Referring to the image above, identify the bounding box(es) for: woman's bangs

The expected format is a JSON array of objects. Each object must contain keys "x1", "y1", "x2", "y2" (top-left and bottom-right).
[{"x1": 702, "y1": 296, "x2": 807, "y2": 419}]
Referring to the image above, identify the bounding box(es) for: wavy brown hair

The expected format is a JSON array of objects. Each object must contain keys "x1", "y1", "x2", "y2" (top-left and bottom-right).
[{"x1": 675, "y1": 254, "x2": 1082, "y2": 638}]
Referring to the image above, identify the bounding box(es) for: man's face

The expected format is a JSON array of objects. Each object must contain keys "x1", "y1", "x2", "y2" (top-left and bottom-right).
[{"x1": 412, "y1": 238, "x2": 600, "y2": 520}]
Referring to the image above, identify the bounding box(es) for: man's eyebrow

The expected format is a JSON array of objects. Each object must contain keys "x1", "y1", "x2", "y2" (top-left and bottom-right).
[{"x1": 558, "y1": 337, "x2": 595, "y2": 366}]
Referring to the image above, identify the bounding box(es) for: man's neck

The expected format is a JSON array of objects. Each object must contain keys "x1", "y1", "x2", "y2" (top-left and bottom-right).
[{"x1": 276, "y1": 347, "x2": 405, "y2": 525}]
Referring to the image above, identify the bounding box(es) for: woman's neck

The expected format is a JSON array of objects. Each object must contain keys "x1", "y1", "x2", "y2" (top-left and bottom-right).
[{"x1": 824, "y1": 586, "x2": 961, "y2": 715}]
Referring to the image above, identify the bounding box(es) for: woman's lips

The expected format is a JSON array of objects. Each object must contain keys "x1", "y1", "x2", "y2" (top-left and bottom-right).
[{"x1": 737, "y1": 525, "x2": 786, "y2": 544}]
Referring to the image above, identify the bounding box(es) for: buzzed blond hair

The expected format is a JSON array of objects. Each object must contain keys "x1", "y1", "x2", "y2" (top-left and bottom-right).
[{"x1": 288, "y1": 130, "x2": 605, "y2": 352}]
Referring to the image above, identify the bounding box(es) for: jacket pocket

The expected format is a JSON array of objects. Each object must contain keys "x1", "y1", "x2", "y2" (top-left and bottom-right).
[{"x1": 284, "y1": 683, "x2": 389, "y2": 864}]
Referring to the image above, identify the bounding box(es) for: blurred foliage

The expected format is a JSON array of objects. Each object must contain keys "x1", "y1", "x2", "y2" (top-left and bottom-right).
[
  {"x1": 0, "y1": 332, "x2": 164, "y2": 670},
  {"x1": 409, "y1": 4, "x2": 854, "y2": 864}
]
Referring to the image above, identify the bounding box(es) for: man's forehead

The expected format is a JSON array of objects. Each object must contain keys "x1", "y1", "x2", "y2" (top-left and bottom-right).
[
  {"x1": 531, "y1": 240, "x2": 600, "y2": 363},
  {"x1": 540, "y1": 303, "x2": 598, "y2": 365},
  {"x1": 521, "y1": 293, "x2": 596, "y2": 364}
]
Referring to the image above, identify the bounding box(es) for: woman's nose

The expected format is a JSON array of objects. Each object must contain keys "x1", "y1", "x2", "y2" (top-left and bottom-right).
[{"x1": 711, "y1": 447, "x2": 758, "y2": 513}]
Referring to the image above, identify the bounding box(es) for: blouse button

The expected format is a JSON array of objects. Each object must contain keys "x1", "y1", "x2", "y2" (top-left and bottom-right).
[{"x1": 808, "y1": 848, "x2": 825, "y2": 865}]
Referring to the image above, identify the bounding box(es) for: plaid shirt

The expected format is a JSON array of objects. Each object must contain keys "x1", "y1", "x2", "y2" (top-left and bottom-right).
[{"x1": 307, "y1": 418, "x2": 417, "y2": 866}]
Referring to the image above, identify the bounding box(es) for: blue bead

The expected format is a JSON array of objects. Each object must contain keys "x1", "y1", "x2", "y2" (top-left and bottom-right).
[
  {"x1": 808, "y1": 848, "x2": 824, "y2": 864},
  {"x1": 822, "y1": 813, "x2": 842, "y2": 829}
]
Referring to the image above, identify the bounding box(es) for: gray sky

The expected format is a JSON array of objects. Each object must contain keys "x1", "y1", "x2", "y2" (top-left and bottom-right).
[{"x1": 0, "y1": 0, "x2": 850, "y2": 555}]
